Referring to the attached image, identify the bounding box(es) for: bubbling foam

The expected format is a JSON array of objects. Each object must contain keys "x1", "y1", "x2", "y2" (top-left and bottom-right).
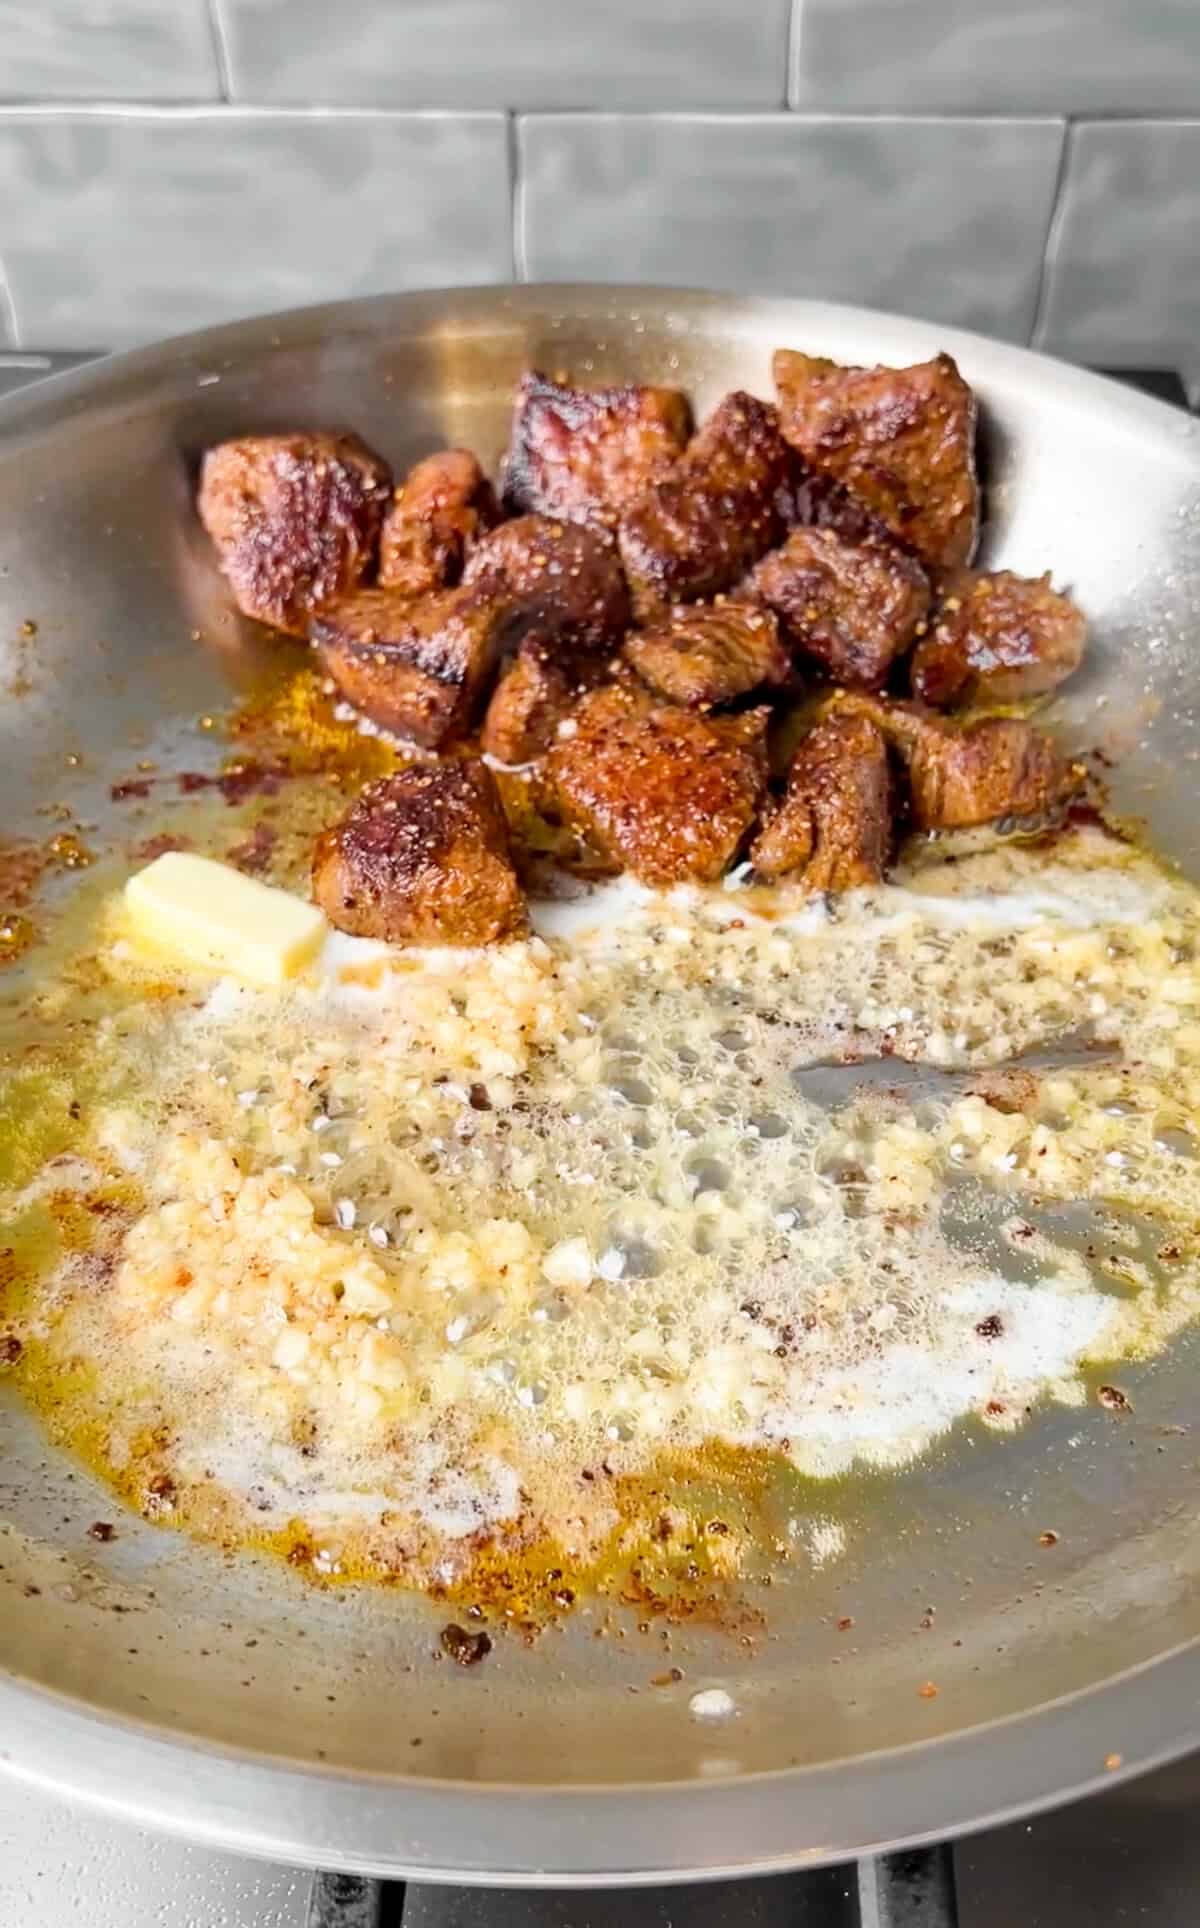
[{"x1": 12, "y1": 825, "x2": 1200, "y2": 1584}]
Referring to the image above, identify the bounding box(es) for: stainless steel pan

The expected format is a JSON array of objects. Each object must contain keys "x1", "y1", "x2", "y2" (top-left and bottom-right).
[{"x1": 1, "y1": 285, "x2": 1200, "y2": 1886}]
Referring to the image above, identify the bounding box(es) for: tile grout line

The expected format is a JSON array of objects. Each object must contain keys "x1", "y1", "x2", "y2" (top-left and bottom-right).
[
  {"x1": 1029, "y1": 118, "x2": 1075, "y2": 348},
  {"x1": 783, "y1": 0, "x2": 802, "y2": 109},
  {"x1": 204, "y1": 0, "x2": 234, "y2": 101},
  {"x1": 0, "y1": 254, "x2": 20, "y2": 349},
  {"x1": 0, "y1": 99, "x2": 515, "y2": 122},
  {"x1": 0, "y1": 102, "x2": 1132, "y2": 123},
  {"x1": 509, "y1": 112, "x2": 527, "y2": 282}
]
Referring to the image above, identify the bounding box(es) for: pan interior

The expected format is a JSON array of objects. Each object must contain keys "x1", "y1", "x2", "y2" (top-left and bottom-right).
[{"x1": 1, "y1": 287, "x2": 1200, "y2": 1868}]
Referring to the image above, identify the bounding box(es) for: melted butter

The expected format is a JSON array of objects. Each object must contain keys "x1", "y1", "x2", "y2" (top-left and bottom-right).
[{"x1": 6, "y1": 817, "x2": 1200, "y2": 1612}]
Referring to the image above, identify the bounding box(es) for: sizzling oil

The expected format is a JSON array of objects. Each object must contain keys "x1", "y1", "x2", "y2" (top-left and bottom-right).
[
  {"x1": 5, "y1": 805, "x2": 1200, "y2": 1611},
  {"x1": 5, "y1": 669, "x2": 1200, "y2": 1613}
]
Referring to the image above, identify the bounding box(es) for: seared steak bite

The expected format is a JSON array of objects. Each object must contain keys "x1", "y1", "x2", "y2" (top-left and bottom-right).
[
  {"x1": 312, "y1": 760, "x2": 526, "y2": 946},
  {"x1": 502, "y1": 372, "x2": 691, "y2": 525},
  {"x1": 779, "y1": 461, "x2": 900, "y2": 551},
  {"x1": 312, "y1": 584, "x2": 511, "y2": 750},
  {"x1": 910, "y1": 567, "x2": 1087, "y2": 708},
  {"x1": 836, "y1": 693, "x2": 1083, "y2": 830},
  {"x1": 624, "y1": 601, "x2": 789, "y2": 710},
  {"x1": 751, "y1": 711, "x2": 892, "y2": 890},
  {"x1": 545, "y1": 683, "x2": 768, "y2": 886},
  {"x1": 463, "y1": 514, "x2": 630, "y2": 653},
  {"x1": 198, "y1": 431, "x2": 391, "y2": 636},
  {"x1": 744, "y1": 525, "x2": 930, "y2": 689},
  {"x1": 378, "y1": 449, "x2": 497, "y2": 595},
  {"x1": 481, "y1": 637, "x2": 607, "y2": 766},
  {"x1": 617, "y1": 391, "x2": 792, "y2": 615},
  {"x1": 772, "y1": 350, "x2": 979, "y2": 571}
]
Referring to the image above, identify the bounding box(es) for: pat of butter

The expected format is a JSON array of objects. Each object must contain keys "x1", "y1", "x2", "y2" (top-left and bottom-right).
[{"x1": 124, "y1": 852, "x2": 327, "y2": 987}]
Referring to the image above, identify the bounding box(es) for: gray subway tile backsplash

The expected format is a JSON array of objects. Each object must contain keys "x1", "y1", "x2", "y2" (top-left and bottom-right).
[
  {"x1": 0, "y1": 1, "x2": 220, "y2": 101},
  {"x1": 217, "y1": 0, "x2": 791, "y2": 109},
  {"x1": 0, "y1": 110, "x2": 512, "y2": 350},
  {"x1": 789, "y1": 0, "x2": 1200, "y2": 115},
  {"x1": 519, "y1": 114, "x2": 1064, "y2": 342},
  {"x1": 0, "y1": 4, "x2": 1191, "y2": 374},
  {"x1": 1036, "y1": 120, "x2": 1200, "y2": 384}
]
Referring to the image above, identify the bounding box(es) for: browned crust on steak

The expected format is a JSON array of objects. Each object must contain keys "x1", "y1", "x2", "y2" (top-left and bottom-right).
[
  {"x1": 312, "y1": 760, "x2": 526, "y2": 946},
  {"x1": 198, "y1": 431, "x2": 391, "y2": 636},
  {"x1": 624, "y1": 601, "x2": 789, "y2": 709},
  {"x1": 617, "y1": 391, "x2": 792, "y2": 616},
  {"x1": 502, "y1": 372, "x2": 691, "y2": 525},
  {"x1": 312, "y1": 584, "x2": 512, "y2": 749},
  {"x1": 481, "y1": 638, "x2": 608, "y2": 766},
  {"x1": 910, "y1": 567, "x2": 1087, "y2": 708},
  {"x1": 378, "y1": 449, "x2": 498, "y2": 596},
  {"x1": 835, "y1": 693, "x2": 1083, "y2": 829},
  {"x1": 777, "y1": 461, "x2": 904, "y2": 551},
  {"x1": 772, "y1": 350, "x2": 978, "y2": 571},
  {"x1": 464, "y1": 514, "x2": 630, "y2": 653},
  {"x1": 751, "y1": 712, "x2": 892, "y2": 890},
  {"x1": 743, "y1": 525, "x2": 930, "y2": 689},
  {"x1": 545, "y1": 683, "x2": 768, "y2": 885}
]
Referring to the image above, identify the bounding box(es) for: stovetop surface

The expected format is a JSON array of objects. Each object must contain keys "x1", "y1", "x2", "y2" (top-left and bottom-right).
[
  {"x1": 0, "y1": 351, "x2": 1195, "y2": 1925},
  {"x1": 4, "y1": 1752, "x2": 1200, "y2": 1927}
]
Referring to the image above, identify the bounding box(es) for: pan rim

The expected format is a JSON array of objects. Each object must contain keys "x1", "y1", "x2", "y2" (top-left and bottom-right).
[
  {"x1": 2, "y1": 282, "x2": 1199, "y2": 1877},
  {"x1": 0, "y1": 281, "x2": 1194, "y2": 447},
  {"x1": 2, "y1": 1635, "x2": 1200, "y2": 1880}
]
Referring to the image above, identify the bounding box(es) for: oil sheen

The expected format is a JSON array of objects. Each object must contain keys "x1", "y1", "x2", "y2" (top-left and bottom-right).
[{"x1": 4, "y1": 822, "x2": 1200, "y2": 1597}]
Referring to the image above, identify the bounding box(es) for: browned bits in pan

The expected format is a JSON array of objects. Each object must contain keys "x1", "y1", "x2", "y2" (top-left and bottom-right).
[
  {"x1": 440, "y1": 1622, "x2": 493, "y2": 1666},
  {"x1": 143, "y1": 1473, "x2": 178, "y2": 1517}
]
